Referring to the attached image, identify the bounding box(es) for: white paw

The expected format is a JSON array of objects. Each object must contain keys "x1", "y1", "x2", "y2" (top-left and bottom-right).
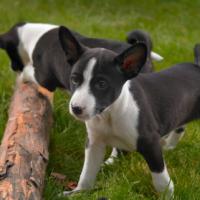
[
  {"x1": 104, "y1": 156, "x2": 116, "y2": 165},
  {"x1": 162, "y1": 180, "x2": 174, "y2": 200},
  {"x1": 152, "y1": 167, "x2": 174, "y2": 199},
  {"x1": 58, "y1": 188, "x2": 81, "y2": 197}
]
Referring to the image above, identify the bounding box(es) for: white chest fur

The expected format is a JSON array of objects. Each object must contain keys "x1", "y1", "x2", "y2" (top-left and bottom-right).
[{"x1": 86, "y1": 81, "x2": 140, "y2": 151}]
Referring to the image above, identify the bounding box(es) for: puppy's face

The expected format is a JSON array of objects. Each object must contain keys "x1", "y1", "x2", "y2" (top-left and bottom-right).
[
  {"x1": 59, "y1": 26, "x2": 147, "y2": 121},
  {"x1": 69, "y1": 49, "x2": 126, "y2": 120}
]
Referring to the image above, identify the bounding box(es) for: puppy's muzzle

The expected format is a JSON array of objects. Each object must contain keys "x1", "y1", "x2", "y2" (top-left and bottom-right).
[{"x1": 71, "y1": 105, "x2": 84, "y2": 115}]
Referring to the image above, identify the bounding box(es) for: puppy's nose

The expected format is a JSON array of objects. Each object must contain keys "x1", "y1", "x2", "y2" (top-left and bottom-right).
[{"x1": 71, "y1": 105, "x2": 83, "y2": 115}]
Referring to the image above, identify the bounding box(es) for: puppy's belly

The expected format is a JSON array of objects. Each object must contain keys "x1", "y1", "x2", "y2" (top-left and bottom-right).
[{"x1": 105, "y1": 136, "x2": 136, "y2": 152}]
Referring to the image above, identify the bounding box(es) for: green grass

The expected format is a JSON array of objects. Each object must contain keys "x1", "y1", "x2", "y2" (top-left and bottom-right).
[{"x1": 0, "y1": 0, "x2": 200, "y2": 199}]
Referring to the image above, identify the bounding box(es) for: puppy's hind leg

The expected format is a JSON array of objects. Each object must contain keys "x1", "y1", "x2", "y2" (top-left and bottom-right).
[
  {"x1": 137, "y1": 135, "x2": 174, "y2": 199},
  {"x1": 162, "y1": 126, "x2": 185, "y2": 150}
]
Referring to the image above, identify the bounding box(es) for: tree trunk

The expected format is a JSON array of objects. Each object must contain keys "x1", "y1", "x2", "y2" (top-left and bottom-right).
[{"x1": 0, "y1": 82, "x2": 53, "y2": 200}]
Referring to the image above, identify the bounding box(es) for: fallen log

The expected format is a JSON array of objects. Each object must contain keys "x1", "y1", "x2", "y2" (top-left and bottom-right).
[{"x1": 0, "y1": 81, "x2": 53, "y2": 199}]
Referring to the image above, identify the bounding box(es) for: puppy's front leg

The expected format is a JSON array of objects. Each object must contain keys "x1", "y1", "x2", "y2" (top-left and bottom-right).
[
  {"x1": 63, "y1": 140, "x2": 106, "y2": 195},
  {"x1": 137, "y1": 135, "x2": 174, "y2": 199}
]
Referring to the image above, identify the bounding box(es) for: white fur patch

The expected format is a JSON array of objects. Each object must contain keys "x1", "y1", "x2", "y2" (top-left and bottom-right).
[
  {"x1": 69, "y1": 58, "x2": 97, "y2": 120},
  {"x1": 62, "y1": 142, "x2": 106, "y2": 196},
  {"x1": 162, "y1": 128, "x2": 185, "y2": 150},
  {"x1": 151, "y1": 51, "x2": 164, "y2": 61},
  {"x1": 76, "y1": 142, "x2": 106, "y2": 191},
  {"x1": 16, "y1": 23, "x2": 58, "y2": 84},
  {"x1": 152, "y1": 165, "x2": 174, "y2": 198},
  {"x1": 86, "y1": 81, "x2": 140, "y2": 151},
  {"x1": 18, "y1": 64, "x2": 38, "y2": 84},
  {"x1": 17, "y1": 23, "x2": 58, "y2": 65}
]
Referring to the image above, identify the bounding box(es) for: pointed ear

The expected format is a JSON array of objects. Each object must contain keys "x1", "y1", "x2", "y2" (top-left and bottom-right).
[
  {"x1": 58, "y1": 26, "x2": 84, "y2": 65},
  {"x1": 115, "y1": 42, "x2": 147, "y2": 79}
]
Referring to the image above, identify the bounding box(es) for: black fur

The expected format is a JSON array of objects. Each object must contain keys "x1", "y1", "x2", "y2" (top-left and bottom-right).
[
  {"x1": 194, "y1": 43, "x2": 200, "y2": 66},
  {"x1": 127, "y1": 30, "x2": 153, "y2": 73},
  {"x1": 32, "y1": 28, "x2": 71, "y2": 91},
  {"x1": 129, "y1": 61, "x2": 200, "y2": 171},
  {"x1": 0, "y1": 22, "x2": 25, "y2": 71},
  {"x1": 132, "y1": 63, "x2": 200, "y2": 137},
  {"x1": 175, "y1": 127, "x2": 185, "y2": 134}
]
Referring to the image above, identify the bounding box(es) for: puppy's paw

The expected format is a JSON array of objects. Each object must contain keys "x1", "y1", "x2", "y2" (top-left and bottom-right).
[
  {"x1": 104, "y1": 156, "x2": 116, "y2": 165},
  {"x1": 58, "y1": 189, "x2": 80, "y2": 197},
  {"x1": 62, "y1": 190, "x2": 75, "y2": 196}
]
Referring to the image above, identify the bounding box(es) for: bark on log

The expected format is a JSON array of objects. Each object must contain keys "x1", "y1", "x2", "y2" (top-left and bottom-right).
[{"x1": 0, "y1": 82, "x2": 53, "y2": 200}]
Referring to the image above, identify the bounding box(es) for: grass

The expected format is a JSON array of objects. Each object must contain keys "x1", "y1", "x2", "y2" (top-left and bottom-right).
[{"x1": 0, "y1": 0, "x2": 200, "y2": 199}]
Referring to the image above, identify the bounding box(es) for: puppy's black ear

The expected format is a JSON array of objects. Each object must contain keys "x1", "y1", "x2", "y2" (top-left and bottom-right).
[
  {"x1": 59, "y1": 26, "x2": 84, "y2": 65},
  {"x1": 115, "y1": 42, "x2": 147, "y2": 79}
]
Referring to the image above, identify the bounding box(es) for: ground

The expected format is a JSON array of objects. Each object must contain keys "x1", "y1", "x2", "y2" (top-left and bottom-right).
[{"x1": 0, "y1": 0, "x2": 200, "y2": 199}]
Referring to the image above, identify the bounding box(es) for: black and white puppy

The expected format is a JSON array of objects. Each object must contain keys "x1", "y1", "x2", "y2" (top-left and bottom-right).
[
  {"x1": 59, "y1": 27, "x2": 200, "y2": 198},
  {"x1": 0, "y1": 22, "x2": 162, "y2": 91}
]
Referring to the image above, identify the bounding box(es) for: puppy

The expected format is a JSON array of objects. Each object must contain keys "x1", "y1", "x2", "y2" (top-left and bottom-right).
[
  {"x1": 59, "y1": 27, "x2": 200, "y2": 199},
  {"x1": 0, "y1": 22, "x2": 162, "y2": 91}
]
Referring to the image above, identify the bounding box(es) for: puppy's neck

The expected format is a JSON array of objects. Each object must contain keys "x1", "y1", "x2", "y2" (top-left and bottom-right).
[{"x1": 90, "y1": 80, "x2": 132, "y2": 122}]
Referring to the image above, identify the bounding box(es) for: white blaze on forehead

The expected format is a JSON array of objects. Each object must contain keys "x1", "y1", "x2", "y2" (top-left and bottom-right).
[
  {"x1": 83, "y1": 57, "x2": 97, "y2": 82},
  {"x1": 69, "y1": 57, "x2": 97, "y2": 119}
]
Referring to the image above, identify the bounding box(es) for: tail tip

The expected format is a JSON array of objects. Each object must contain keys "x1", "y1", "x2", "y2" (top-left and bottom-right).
[{"x1": 151, "y1": 51, "x2": 164, "y2": 62}]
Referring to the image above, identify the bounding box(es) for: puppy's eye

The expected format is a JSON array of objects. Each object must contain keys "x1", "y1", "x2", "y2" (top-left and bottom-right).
[
  {"x1": 71, "y1": 74, "x2": 82, "y2": 86},
  {"x1": 95, "y1": 79, "x2": 108, "y2": 90}
]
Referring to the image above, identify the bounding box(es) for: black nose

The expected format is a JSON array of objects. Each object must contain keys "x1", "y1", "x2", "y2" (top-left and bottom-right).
[{"x1": 71, "y1": 105, "x2": 83, "y2": 115}]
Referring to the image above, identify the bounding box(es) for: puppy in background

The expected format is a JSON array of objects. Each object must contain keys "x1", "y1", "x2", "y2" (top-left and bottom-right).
[{"x1": 0, "y1": 22, "x2": 162, "y2": 92}]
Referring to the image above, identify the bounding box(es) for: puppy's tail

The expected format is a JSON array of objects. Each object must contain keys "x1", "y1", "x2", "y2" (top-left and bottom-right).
[
  {"x1": 127, "y1": 30, "x2": 152, "y2": 51},
  {"x1": 126, "y1": 30, "x2": 163, "y2": 62},
  {"x1": 194, "y1": 44, "x2": 200, "y2": 66},
  {"x1": 0, "y1": 22, "x2": 25, "y2": 50}
]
